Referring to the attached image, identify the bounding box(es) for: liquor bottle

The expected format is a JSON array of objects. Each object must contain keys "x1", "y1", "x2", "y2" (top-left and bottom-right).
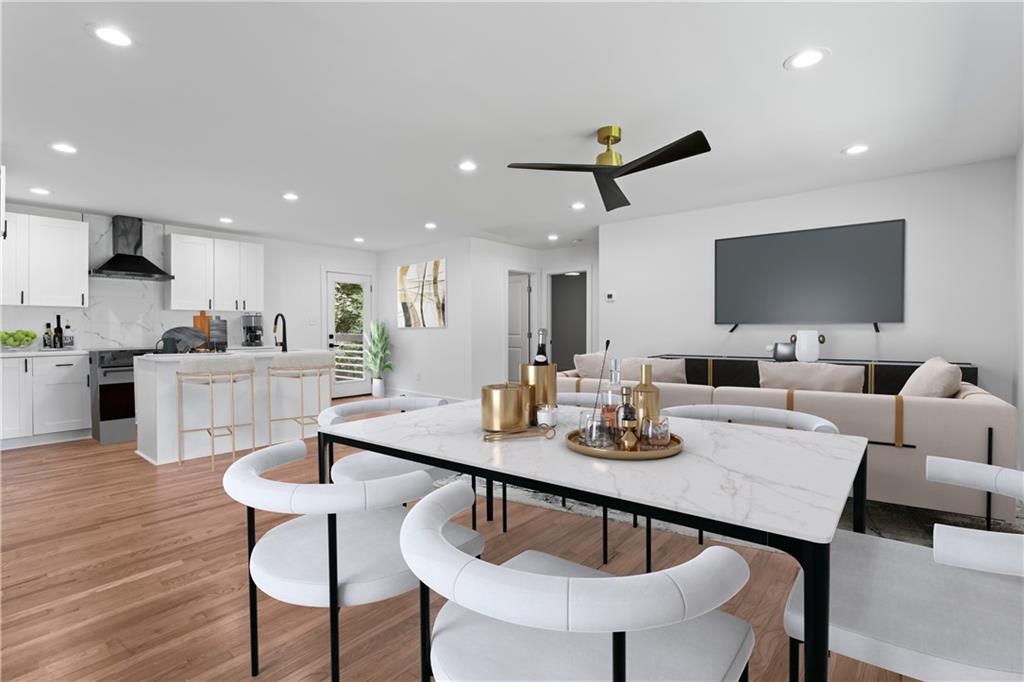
[
  {"x1": 617, "y1": 386, "x2": 639, "y2": 451},
  {"x1": 601, "y1": 358, "x2": 621, "y2": 428},
  {"x1": 532, "y1": 327, "x2": 549, "y2": 365},
  {"x1": 43, "y1": 323, "x2": 53, "y2": 349},
  {"x1": 54, "y1": 315, "x2": 64, "y2": 349},
  {"x1": 633, "y1": 363, "x2": 661, "y2": 427},
  {"x1": 63, "y1": 323, "x2": 75, "y2": 349}
]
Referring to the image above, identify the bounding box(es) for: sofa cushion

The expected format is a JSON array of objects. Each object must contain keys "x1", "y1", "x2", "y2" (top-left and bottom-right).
[
  {"x1": 899, "y1": 357, "x2": 962, "y2": 398},
  {"x1": 758, "y1": 361, "x2": 864, "y2": 393},
  {"x1": 621, "y1": 357, "x2": 686, "y2": 383},
  {"x1": 572, "y1": 352, "x2": 607, "y2": 379}
]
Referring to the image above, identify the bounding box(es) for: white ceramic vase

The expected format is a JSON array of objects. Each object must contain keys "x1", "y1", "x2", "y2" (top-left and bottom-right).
[
  {"x1": 795, "y1": 330, "x2": 820, "y2": 362},
  {"x1": 371, "y1": 377, "x2": 385, "y2": 397}
]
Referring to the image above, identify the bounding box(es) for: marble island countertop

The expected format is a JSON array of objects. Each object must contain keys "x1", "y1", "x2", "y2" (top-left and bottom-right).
[
  {"x1": 135, "y1": 347, "x2": 307, "y2": 363},
  {"x1": 322, "y1": 400, "x2": 868, "y2": 544}
]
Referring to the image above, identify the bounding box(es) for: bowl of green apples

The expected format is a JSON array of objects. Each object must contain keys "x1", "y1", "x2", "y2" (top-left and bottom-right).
[{"x1": 0, "y1": 329, "x2": 38, "y2": 349}]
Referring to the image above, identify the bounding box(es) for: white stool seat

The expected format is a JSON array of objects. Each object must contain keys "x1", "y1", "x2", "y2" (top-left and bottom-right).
[
  {"x1": 252, "y1": 507, "x2": 484, "y2": 609},
  {"x1": 430, "y1": 550, "x2": 755, "y2": 682},
  {"x1": 331, "y1": 451, "x2": 453, "y2": 484},
  {"x1": 785, "y1": 530, "x2": 1024, "y2": 681}
]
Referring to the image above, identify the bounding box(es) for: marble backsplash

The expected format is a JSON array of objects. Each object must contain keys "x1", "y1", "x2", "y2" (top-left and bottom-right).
[{"x1": 0, "y1": 210, "x2": 247, "y2": 350}]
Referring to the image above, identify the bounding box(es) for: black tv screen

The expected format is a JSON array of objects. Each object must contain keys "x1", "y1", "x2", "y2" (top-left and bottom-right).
[{"x1": 715, "y1": 219, "x2": 905, "y2": 324}]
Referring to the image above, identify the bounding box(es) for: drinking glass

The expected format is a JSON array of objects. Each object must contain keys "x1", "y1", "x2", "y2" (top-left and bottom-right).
[
  {"x1": 579, "y1": 412, "x2": 611, "y2": 449},
  {"x1": 640, "y1": 416, "x2": 672, "y2": 451}
]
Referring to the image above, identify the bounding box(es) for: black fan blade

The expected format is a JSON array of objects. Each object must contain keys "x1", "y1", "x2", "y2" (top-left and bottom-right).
[
  {"x1": 593, "y1": 173, "x2": 630, "y2": 211},
  {"x1": 508, "y1": 162, "x2": 605, "y2": 172},
  {"x1": 614, "y1": 130, "x2": 710, "y2": 178}
]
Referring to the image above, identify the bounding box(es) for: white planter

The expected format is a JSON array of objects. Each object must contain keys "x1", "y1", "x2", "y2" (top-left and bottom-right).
[{"x1": 371, "y1": 377, "x2": 385, "y2": 397}]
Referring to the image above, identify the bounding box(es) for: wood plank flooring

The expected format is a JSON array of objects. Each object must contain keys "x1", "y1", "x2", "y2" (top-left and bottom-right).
[{"x1": 1, "y1": 416, "x2": 913, "y2": 681}]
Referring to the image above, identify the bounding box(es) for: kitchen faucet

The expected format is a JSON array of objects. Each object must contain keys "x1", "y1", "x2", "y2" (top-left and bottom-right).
[{"x1": 272, "y1": 313, "x2": 288, "y2": 352}]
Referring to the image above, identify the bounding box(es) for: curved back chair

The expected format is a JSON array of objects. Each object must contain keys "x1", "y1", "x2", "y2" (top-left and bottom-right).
[
  {"x1": 661, "y1": 403, "x2": 839, "y2": 434},
  {"x1": 401, "y1": 481, "x2": 754, "y2": 682},
  {"x1": 223, "y1": 440, "x2": 483, "y2": 681},
  {"x1": 784, "y1": 457, "x2": 1023, "y2": 681}
]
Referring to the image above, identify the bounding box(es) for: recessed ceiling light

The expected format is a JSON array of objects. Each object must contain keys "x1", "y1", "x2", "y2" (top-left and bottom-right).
[
  {"x1": 51, "y1": 142, "x2": 77, "y2": 154},
  {"x1": 219, "y1": 217, "x2": 233, "y2": 224},
  {"x1": 842, "y1": 144, "x2": 869, "y2": 155},
  {"x1": 565, "y1": 272, "x2": 581, "y2": 277},
  {"x1": 282, "y1": 192, "x2": 299, "y2": 201},
  {"x1": 783, "y1": 47, "x2": 829, "y2": 70},
  {"x1": 94, "y1": 26, "x2": 132, "y2": 47},
  {"x1": 424, "y1": 222, "x2": 438, "y2": 230},
  {"x1": 458, "y1": 160, "x2": 477, "y2": 172},
  {"x1": 353, "y1": 237, "x2": 365, "y2": 243},
  {"x1": 29, "y1": 187, "x2": 51, "y2": 195},
  {"x1": 571, "y1": 238, "x2": 583, "y2": 244},
  {"x1": 571, "y1": 201, "x2": 585, "y2": 211},
  {"x1": 547, "y1": 234, "x2": 559, "y2": 241}
]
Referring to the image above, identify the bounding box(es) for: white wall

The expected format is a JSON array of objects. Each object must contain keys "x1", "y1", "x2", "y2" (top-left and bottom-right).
[
  {"x1": 1015, "y1": 144, "x2": 1023, "y2": 464},
  {"x1": 0, "y1": 202, "x2": 375, "y2": 351},
  {"x1": 599, "y1": 159, "x2": 1019, "y2": 402}
]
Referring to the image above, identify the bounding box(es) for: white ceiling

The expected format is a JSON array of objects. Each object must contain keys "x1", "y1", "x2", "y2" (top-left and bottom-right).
[{"x1": 3, "y1": 2, "x2": 1021, "y2": 251}]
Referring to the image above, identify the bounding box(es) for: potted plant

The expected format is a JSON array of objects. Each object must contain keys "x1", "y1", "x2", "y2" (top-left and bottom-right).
[{"x1": 364, "y1": 320, "x2": 393, "y2": 398}]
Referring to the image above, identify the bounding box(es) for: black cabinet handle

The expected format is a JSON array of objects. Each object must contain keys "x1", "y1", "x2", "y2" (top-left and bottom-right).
[
  {"x1": 81, "y1": 292, "x2": 85, "y2": 306},
  {"x1": 235, "y1": 299, "x2": 238, "y2": 310},
  {"x1": 2, "y1": 219, "x2": 7, "y2": 240},
  {"x1": 24, "y1": 359, "x2": 28, "y2": 372},
  {"x1": 242, "y1": 300, "x2": 246, "y2": 311},
  {"x1": 20, "y1": 290, "x2": 24, "y2": 304},
  {"x1": 55, "y1": 363, "x2": 73, "y2": 367},
  {"x1": 87, "y1": 374, "x2": 90, "y2": 388},
  {"x1": 208, "y1": 298, "x2": 212, "y2": 309}
]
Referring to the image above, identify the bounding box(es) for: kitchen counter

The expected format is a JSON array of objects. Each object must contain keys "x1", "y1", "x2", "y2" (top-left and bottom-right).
[
  {"x1": 134, "y1": 349, "x2": 331, "y2": 464},
  {"x1": 0, "y1": 348, "x2": 88, "y2": 358}
]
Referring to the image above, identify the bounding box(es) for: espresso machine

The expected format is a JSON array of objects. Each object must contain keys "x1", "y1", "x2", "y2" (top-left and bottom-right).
[{"x1": 241, "y1": 313, "x2": 264, "y2": 347}]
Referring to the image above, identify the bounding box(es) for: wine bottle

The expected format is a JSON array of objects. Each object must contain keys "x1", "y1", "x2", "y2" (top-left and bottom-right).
[
  {"x1": 54, "y1": 315, "x2": 63, "y2": 349},
  {"x1": 43, "y1": 323, "x2": 53, "y2": 349},
  {"x1": 533, "y1": 327, "x2": 549, "y2": 365}
]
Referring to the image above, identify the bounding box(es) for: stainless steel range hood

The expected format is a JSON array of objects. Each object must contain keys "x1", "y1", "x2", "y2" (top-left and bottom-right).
[{"x1": 90, "y1": 215, "x2": 173, "y2": 281}]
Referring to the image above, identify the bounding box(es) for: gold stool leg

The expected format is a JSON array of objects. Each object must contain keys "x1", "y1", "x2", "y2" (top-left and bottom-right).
[
  {"x1": 299, "y1": 370, "x2": 306, "y2": 440},
  {"x1": 208, "y1": 373, "x2": 215, "y2": 472},
  {"x1": 266, "y1": 372, "x2": 273, "y2": 446},
  {"x1": 176, "y1": 374, "x2": 184, "y2": 466},
  {"x1": 230, "y1": 373, "x2": 237, "y2": 461},
  {"x1": 250, "y1": 370, "x2": 256, "y2": 453}
]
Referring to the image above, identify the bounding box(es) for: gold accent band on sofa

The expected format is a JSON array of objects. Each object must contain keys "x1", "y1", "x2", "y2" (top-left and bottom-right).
[
  {"x1": 867, "y1": 362, "x2": 876, "y2": 394},
  {"x1": 575, "y1": 377, "x2": 583, "y2": 393},
  {"x1": 707, "y1": 358, "x2": 714, "y2": 386},
  {"x1": 786, "y1": 389, "x2": 795, "y2": 411},
  {"x1": 894, "y1": 394, "x2": 904, "y2": 448}
]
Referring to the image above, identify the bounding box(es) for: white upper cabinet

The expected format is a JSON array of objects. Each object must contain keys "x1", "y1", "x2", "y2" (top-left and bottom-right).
[
  {"x1": 0, "y1": 213, "x2": 88, "y2": 307},
  {"x1": 1, "y1": 212, "x2": 30, "y2": 305},
  {"x1": 239, "y1": 241, "x2": 264, "y2": 312},
  {"x1": 213, "y1": 239, "x2": 241, "y2": 311},
  {"x1": 169, "y1": 233, "x2": 215, "y2": 310},
  {"x1": 27, "y1": 215, "x2": 90, "y2": 307}
]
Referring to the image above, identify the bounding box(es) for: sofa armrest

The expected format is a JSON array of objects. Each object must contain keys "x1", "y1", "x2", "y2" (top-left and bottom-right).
[{"x1": 558, "y1": 369, "x2": 580, "y2": 378}]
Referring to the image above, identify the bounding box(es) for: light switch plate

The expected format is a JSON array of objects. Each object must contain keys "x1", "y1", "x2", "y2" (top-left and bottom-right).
[{"x1": 604, "y1": 290, "x2": 617, "y2": 303}]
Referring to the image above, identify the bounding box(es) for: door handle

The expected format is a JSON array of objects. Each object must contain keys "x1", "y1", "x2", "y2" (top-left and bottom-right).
[
  {"x1": 24, "y1": 359, "x2": 28, "y2": 372},
  {"x1": 328, "y1": 343, "x2": 337, "y2": 348},
  {"x1": 87, "y1": 374, "x2": 90, "y2": 388}
]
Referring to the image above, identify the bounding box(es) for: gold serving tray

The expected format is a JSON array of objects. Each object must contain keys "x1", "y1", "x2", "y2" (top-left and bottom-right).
[{"x1": 565, "y1": 429, "x2": 683, "y2": 461}]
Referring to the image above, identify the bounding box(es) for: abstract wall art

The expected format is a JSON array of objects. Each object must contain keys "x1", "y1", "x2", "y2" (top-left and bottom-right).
[{"x1": 397, "y1": 259, "x2": 447, "y2": 328}]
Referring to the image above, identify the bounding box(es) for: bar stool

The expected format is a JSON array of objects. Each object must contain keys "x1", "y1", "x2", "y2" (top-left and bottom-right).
[
  {"x1": 176, "y1": 354, "x2": 257, "y2": 470},
  {"x1": 267, "y1": 351, "x2": 334, "y2": 443}
]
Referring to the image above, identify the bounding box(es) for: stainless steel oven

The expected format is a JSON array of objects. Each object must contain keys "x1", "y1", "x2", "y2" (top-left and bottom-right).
[{"x1": 89, "y1": 349, "x2": 150, "y2": 443}]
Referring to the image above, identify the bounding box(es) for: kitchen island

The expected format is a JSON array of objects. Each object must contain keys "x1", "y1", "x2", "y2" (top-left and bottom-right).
[{"x1": 134, "y1": 348, "x2": 331, "y2": 464}]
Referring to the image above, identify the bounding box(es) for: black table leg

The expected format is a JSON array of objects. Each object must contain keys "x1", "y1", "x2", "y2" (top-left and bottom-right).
[
  {"x1": 419, "y1": 581, "x2": 431, "y2": 682},
  {"x1": 486, "y1": 479, "x2": 494, "y2": 521},
  {"x1": 789, "y1": 637, "x2": 800, "y2": 682},
  {"x1": 471, "y1": 475, "x2": 477, "y2": 530},
  {"x1": 317, "y1": 432, "x2": 327, "y2": 484},
  {"x1": 328, "y1": 441, "x2": 335, "y2": 479},
  {"x1": 853, "y1": 447, "x2": 867, "y2": 534},
  {"x1": 645, "y1": 516, "x2": 652, "y2": 573},
  {"x1": 602, "y1": 506, "x2": 609, "y2": 564},
  {"x1": 247, "y1": 506, "x2": 259, "y2": 676},
  {"x1": 633, "y1": 513, "x2": 638, "y2": 528},
  {"x1": 327, "y1": 513, "x2": 340, "y2": 682},
  {"x1": 612, "y1": 631, "x2": 625, "y2": 682},
  {"x1": 802, "y1": 541, "x2": 830, "y2": 681},
  {"x1": 501, "y1": 482, "x2": 508, "y2": 533}
]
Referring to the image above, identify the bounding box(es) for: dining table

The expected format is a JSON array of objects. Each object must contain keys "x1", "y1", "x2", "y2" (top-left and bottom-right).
[{"x1": 319, "y1": 399, "x2": 868, "y2": 682}]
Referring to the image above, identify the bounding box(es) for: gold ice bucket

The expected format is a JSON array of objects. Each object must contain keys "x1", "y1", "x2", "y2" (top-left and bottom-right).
[
  {"x1": 480, "y1": 383, "x2": 532, "y2": 433},
  {"x1": 520, "y1": 363, "x2": 557, "y2": 424}
]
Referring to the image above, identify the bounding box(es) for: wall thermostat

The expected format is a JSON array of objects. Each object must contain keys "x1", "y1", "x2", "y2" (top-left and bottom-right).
[{"x1": 604, "y1": 291, "x2": 617, "y2": 302}]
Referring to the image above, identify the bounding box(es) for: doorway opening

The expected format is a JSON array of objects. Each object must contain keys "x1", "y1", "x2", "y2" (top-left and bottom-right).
[
  {"x1": 507, "y1": 272, "x2": 532, "y2": 381},
  {"x1": 548, "y1": 270, "x2": 589, "y2": 370},
  {"x1": 325, "y1": 272, "x2": 372, "y2": 398}
]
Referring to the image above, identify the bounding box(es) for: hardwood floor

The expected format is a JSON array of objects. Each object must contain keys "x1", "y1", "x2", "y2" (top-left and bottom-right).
[{"x1": 1, "y1": 423, "x2": 913, "y2": 681}]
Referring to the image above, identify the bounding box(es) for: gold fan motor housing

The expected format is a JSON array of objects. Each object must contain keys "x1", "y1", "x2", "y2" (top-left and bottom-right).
[{"x1": 596, "y1": 125, "x2": 623, "y2": 166}]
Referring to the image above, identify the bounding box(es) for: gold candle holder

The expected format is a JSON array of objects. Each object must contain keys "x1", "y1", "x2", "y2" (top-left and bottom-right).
[
  {"x1": 520, "y1": 363, "x2": 558, "y2": 425},
  {"x1": 480, "y1": 383, "x2": 531, "y2": 433}
]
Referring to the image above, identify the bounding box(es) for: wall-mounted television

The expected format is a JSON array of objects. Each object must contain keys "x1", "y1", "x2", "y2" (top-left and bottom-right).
[{"x1": 715, "y1": 219, "x2": 905, "y2": 325}]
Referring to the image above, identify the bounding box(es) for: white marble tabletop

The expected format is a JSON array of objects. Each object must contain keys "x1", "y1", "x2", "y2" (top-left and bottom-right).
[{"x1": 321, "y1": 400, "x2": 868, "y2": 544}]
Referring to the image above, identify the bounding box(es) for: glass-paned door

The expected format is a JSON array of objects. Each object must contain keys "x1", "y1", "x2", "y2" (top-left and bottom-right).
[{"x1": 325, "y1": 272, "x2": 372, "y2": 397}]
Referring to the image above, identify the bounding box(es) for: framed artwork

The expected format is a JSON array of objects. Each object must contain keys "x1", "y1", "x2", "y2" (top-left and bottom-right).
[{"x1": 397, "y1": 259, "x2": 447, "y2": 328}]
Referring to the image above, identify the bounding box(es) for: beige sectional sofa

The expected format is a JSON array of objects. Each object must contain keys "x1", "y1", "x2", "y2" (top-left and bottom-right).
[{"x1": 557, "y1": 371, "x2": 1018, "y2": 523}]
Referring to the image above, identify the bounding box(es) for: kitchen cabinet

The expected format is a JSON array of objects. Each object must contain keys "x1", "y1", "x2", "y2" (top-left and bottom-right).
[
  {"x1": 239, "y1": 241, "x2": 264, "y2": 311},
  {"x1": 1, "y1": 212, "x2": 30, "y2": 305},
  {"x1": 27, "y1": 215, "x2": 89, "y2": 307},
  {"x1": 169, "y1": 233, "x2": 215, "y2": 310},
  {"x1": 1, "y1": 213, "x2": 88, "y2": 307},
  {"x1": 213, "y1": 239, "x2": 241, "y2": 311},
  {"x1": 31, "y1": 355, "x2": 90, "y2": 433},
  {"x1": 1, "y1": 358, "x2": 34, "y2": 439}
]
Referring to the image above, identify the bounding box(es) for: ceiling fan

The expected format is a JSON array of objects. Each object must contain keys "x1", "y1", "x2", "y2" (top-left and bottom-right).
[{"x1": 508, "y1": 126, "x2": 711, "y2": 212}]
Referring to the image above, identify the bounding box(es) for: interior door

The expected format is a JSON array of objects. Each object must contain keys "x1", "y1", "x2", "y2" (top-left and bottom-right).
[
  {"x1": 325, "y1": 272, "x2": 372, "y2": 397},
  {"x1": 507, "y1": 273, "x2": 531, "y2": 381}
]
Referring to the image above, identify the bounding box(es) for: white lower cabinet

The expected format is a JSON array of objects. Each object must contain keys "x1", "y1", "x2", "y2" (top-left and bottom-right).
[
  {"x1": 31, "y1": 356, "x2": 91, "y2": 434},
  {"x1": 1, "y1": 358, "x2": 34, "y2": 439}
]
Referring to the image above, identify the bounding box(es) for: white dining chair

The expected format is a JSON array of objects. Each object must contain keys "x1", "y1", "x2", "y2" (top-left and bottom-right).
[
  {"x1": 784, "y1": 456, "x2": 1024, "y2": 681},
  {"x1": 222, "y1": 440, "x2": 485, "y2": 681},
  {"x1": 660, "y1": 403, "x2": 839, "y2": 433},
  {"x1": 401, "y1": 480, "x2": 755, "y2": 682}
]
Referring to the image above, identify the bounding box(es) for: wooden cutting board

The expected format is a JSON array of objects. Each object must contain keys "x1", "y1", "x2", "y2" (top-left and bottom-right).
[{"x1": 192, "y1": 310, "x2": 210, "y2": 339}]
